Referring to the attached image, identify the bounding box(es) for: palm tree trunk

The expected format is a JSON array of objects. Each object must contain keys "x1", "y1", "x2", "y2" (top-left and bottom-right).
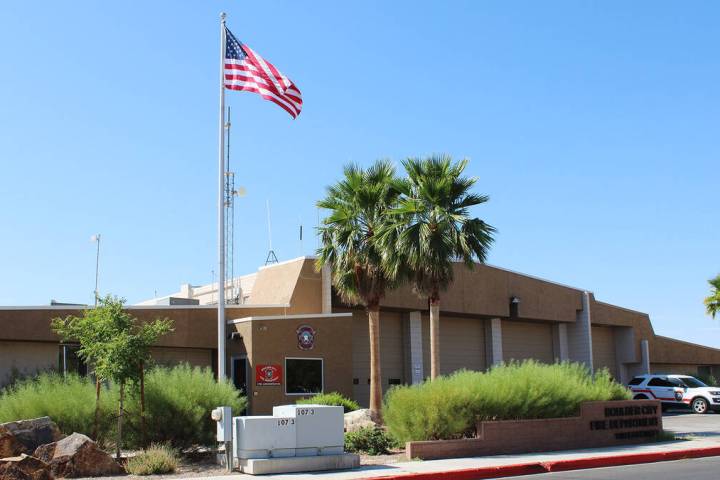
[
  {"x1": 430, "y1": 299, "x2": 440, "y2": 380},
  {"x1": 368, "y1": 305, "x2": 383, "y2": 422}
]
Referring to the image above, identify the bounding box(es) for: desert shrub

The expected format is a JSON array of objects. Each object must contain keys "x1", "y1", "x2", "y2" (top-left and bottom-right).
[
  {"x1": 133, "y1": 364, "x2": 246, "y2": 448},
  {"x1": 0, "y1": 372, "x2": 116, "y2": 440},
  {"x1": 297, "y1": 392, "x2": 360, "y2": 413},
  {"x1": 344, "y1": 427, "x2": 395, "y2": 455},
  {"x1": 0, "y1": 365, "x2": 246, "y2": 449},
  {"x1": 384, "y1": 360, "x2": 631, "y2": 442},
  {"x1": 126, "y1": 443, "x2": 179, "y2": 475}
]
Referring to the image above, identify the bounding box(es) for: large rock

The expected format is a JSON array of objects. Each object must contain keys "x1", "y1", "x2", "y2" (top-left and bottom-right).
[
  {"x1": 344, "y1": 409, "x2": 379, "y2": 432},
  {"x1": 0, "y1": 417, "x2": 63, "y2": 458},
  {"x1": 33, "y1": 433, "x2": 123, "y2": 478},
  {"x1": 0, "y1": 454, "x2": 54, "y2": 480}
]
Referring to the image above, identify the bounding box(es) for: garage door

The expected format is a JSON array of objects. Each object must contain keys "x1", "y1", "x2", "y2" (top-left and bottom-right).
[
  {"x1": 591, "y1": 326, "x2": 618, "y2": 378},
  {"x1": 351, "y1": 309, "x2": 404, "y2": 407},
  {"x1": 420, "y1": 315, "x2": 485, "y2": 375},
  {"x1": 501, "y1": 320, "x2": 554, "y2": 364}
]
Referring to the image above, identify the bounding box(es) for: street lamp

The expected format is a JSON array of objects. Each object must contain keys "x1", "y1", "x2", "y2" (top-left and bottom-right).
[{"x1": 90, "y1": 234, "x2": 101, "y2": 306}]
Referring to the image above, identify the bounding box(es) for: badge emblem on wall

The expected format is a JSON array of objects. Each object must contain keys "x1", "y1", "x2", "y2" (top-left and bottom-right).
[
  {"x1": 296, "y1": 324, "x2": 316, "y2": 350},
  {"x1": 255, "y1": 364, "x2": 282, "y2": 386}
]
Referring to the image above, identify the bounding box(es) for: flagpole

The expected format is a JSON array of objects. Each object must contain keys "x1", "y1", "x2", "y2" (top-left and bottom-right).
[{"x1": 217, "y1": 11, "x2": 227, "y2": 380}]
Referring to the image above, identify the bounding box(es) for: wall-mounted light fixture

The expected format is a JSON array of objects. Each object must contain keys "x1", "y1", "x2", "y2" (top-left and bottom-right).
[{"x1": 509, "y1": 296, "x2": 520, "y2": 318}]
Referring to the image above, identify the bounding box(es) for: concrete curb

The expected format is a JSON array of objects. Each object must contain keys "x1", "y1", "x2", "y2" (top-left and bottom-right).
[{"x1": 358, "y1": 446, "x2": 720, "y2": 480}]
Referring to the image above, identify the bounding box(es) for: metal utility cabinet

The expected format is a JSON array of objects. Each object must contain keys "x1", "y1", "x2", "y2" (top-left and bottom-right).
[{"x1": 272, "y1": 404, "x2": 344, "y2": 456}]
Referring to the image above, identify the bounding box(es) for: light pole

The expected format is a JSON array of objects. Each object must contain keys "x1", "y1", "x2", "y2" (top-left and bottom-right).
[{"x1": 91, "y1": 234, "x2": 101, "y2": 306}]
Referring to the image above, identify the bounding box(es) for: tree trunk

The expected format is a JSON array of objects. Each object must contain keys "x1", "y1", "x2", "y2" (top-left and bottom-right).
[
  {"x1": 116, "y1": 382, "x2": 124, "y2": 460},
  {"x1": 140, "y1": 361, "x2": 146, "y2": 449},
  {"x1": 93, "y1": 376, "x2": 101, "y2": 441},
  {"x1": 430, "y1": 300, "x2": 440, "y2": 380},
  {"x1": 368, "y1": 306, "x2": 383, "y2": 423}
]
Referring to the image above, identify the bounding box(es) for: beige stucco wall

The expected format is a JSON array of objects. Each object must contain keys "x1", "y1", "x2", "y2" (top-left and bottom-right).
[
  {"x1": 0, "y1": 341, "x2": 58, "y2": 386},
  {"x1": 150, "y1": 347, "x2": 213, "y2": 369},
  {"x1": 651, "y1": 364, "x2": 699, "y2": 375},
  {"x1": 501, "y1": 320, "x2": 554, "y2": 363},
  {"x1": 592, "y1": 326, "x2": 618, "y2": 378}
]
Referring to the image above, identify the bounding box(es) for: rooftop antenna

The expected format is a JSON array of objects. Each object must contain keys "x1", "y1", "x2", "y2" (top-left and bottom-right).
[
  {"x1": 299, "y1": 215, "x2": 303, "y2": 257},
  {"x1": 265, "y1": 199, "x2": 278, "y2": 265},
  {"x1": 90, "y1": 234, "x2": 101, "y2": 306}
]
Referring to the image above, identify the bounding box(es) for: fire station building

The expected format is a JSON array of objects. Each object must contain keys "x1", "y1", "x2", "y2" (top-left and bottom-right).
[{"x1": 2, "y1": 257, "x2": 720, "y2": 414}]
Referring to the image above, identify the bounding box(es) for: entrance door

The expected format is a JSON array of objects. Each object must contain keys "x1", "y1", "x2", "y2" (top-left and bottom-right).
[
  {"x1": 231, "y1": 356, "x2": 248, "y2": 414},
  {"x1": 231, "y1": 356, "x2": 247, "y2": 395}
]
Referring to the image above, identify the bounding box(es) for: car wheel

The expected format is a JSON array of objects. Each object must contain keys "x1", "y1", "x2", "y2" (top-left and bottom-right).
[
  {"x1": 634, "y1": 394, "x2": 648, "y2": 400},
  {"x1": 692, "y1": 397, "x2": 709, "y2": 414}
]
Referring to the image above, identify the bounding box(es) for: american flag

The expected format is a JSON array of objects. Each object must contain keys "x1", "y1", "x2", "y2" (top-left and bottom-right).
[{"x1": 224, "y1": 27, "x2": 302, "y2": 119}]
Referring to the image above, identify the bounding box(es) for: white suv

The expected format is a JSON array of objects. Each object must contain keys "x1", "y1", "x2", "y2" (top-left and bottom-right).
[{"x1": 628, "y1": 374, "x2": 720, "y2": 414}]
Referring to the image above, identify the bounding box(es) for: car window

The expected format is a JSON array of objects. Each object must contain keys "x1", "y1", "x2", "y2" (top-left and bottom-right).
[
  {"x1": 678, "y1": 377, "x2": 708, "y2": 388},
  {"x1": 628, "y1": 377, "x2": 644, "y2": 386},
  {"x1": 648, "y1": 377, "x2": 673, "y2": 387}
]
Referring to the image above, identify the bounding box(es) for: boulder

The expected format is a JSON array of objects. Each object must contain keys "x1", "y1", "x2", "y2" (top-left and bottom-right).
[
  {"x1": 0, "y1": 417, "x2": 63, "y2": 458},
  {"x1": 33, "y1": 433, "x2": 123, "y2": 478},
  {"x1": 344, "y1": 409, "x2": 378, "y2": 432},
  {"x1": 0, "y1": 454, "x2": 54, "y2": 480}
]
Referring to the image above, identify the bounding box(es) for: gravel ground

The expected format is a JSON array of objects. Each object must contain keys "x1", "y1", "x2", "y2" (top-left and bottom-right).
[{"x1": 75, "y1": 449, "x2": 408, "y2": 479}]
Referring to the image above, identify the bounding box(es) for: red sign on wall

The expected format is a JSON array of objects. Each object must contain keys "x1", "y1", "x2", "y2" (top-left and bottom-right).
[{"x1": 255, "y1": 364, "x2": 282, "y2": 386}]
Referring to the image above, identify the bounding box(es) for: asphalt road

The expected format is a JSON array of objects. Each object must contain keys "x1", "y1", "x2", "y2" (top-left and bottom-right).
[
  {"x1": 503, "y1": 456, "x2": 720, "y2": 479},
  {"x1": 662, "y1": 410, "x2": 720, "y2": 437}
]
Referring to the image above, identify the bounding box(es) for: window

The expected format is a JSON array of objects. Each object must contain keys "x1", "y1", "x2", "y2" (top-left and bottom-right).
[
  {"x1": 679, "y1": 377, "x2": 707, "y2": 389},
  {"x1": 285, "y1": 358, "x2": 323, "y2": 395},
  {"x1": 648, "y1": 377, "x2": 674, "y2": 387},
  {"x1": 59, "y1": 344, "x2": 88, "y2": 377},
  {"x1": 628, "y1": 377, "x2": 644, "y2": 386}
]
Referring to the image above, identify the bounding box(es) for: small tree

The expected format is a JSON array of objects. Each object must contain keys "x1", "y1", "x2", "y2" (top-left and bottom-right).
[
  {"x1": 52, "y1": 295, "x2": 173, "y2": 457},
  {"x1": 52, "y1": 297, "x2": 115, "y2": 440},
  {"x1": 705, "y1": 274, "x2": 720, "y2": 319}
]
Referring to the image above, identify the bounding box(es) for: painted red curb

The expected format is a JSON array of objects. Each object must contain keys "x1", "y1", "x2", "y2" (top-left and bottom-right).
[
  {"x1": 542, "y1": 446, "x2": 720, "y2": 472},
  {"x1": 357, "y1": 446, "x2": 720, "y2": 480}
]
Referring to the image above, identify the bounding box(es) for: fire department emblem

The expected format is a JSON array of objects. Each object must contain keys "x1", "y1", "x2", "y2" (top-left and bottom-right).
[
  {"x1": 296, "y1": 325, "x2": 316, "y2": 350},
  {"x1": 255, "y1": 364, "x2": 281, "y2": 386}
]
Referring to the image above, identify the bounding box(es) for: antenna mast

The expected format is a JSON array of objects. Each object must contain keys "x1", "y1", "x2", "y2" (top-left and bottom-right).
[
  {"x1": 224, "y1": 107, "x2": 239, "y2": 303},
  {"x1": 265, "y1": 199, "x2": 278, "y2": 265}
]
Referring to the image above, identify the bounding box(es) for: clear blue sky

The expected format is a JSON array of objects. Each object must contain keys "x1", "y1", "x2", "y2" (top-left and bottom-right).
[{"x1": 1, "y1": 1, "x2": 718, "y2": 346}]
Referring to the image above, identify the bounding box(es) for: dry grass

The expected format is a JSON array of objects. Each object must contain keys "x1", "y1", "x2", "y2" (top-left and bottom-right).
[{"x1": 126, "y1": 444, "x2": 180, "y2": 475}]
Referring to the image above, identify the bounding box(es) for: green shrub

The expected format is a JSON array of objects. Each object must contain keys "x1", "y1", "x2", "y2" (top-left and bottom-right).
[
  {"x1": 0, "y1": 373, "x2": 117, "y2": 442},
  {"x1": 384, "y1": 360, "x2": 631, "y2": 442},
  {"x1": 297, "y1": 392, "x2": 360, "y2": 413},
  {"x1": 344, "y1": 427, "x2": 395, "y2": 455},
  {"x1": 0, "y1": 365, "x2": 246, "y2": 449},
  {"x1": 132, "y1": 364, "x2": 246, "y2": 448},
  {"x1": 126, "y1": 444, "x2": 179, "y2": 475}
]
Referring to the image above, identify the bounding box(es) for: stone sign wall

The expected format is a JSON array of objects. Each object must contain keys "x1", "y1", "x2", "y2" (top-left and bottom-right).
[{"x1": 406, "y1": 400, "x2": 662, "y2": 460}]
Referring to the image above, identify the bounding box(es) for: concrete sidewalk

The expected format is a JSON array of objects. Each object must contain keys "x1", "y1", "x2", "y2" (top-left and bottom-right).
[{"x1": 189, "y1": 434, "x2": 720, "y2": 480}]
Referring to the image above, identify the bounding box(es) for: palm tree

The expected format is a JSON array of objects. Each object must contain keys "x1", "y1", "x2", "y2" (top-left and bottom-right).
[
  {"x1": 316, "y1": 160, "x2": 400, "y2": 421},
  {"x1": 384, "y1": 154, "x2": 495, "y2": 380},
  {"x1": 705, "y1": 274, "x2": 720, "y2": 319}
]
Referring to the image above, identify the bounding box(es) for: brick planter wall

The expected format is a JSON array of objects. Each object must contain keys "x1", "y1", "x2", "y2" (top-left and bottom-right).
[{"x1": 405, "y1": 400, "x2": 662, "y2": 460}]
